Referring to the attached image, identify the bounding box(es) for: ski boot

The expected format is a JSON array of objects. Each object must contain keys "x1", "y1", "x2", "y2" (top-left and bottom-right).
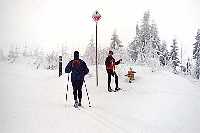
[
  {"x1": 108, "y1": 87, "x2": 112, "y2": 92},
  {"x1": 115, "y1": 87, "x2": 121, "y2": 91},
  {"x1": 74, "y1": 100, "x2": 78, "y2": 108},
  {"x1": 78, "y1": 99, "x2": 82, "y2": 106}
]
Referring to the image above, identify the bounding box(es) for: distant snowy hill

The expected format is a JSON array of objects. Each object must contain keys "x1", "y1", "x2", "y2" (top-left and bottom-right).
[{"x1": 0, "y1": 60, "x2": 200, "y2": 133}]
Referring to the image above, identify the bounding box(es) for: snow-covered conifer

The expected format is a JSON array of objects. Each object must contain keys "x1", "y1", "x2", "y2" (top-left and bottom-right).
[
  {"x1": 159, "y1": 41, "x2": 169, "y2": 66},
  {"x1": 8, "y1": 46, "x2": 16, "y2": 63},
  {"x1": 193, "y1": 29, "x2": 200, "y2": 79},
  {"x1": 33, "y1": 49, "x2": 44, "y2": 69},
  {"x1": 84, "y1": 37, "x2": 96, "y2": 65},
  {"x1": 22, "y1": 45, "x2": 30, "y2": 57},
  {"x1": 0, "y1": 49, "x2": 5, "y2": 61},
  {"x1": 128, "y1": 24, "x2": 140, "y2": 62},
  {"x1": 46, "y1": 51, "x2": 59, "y2": 70},
  {"x1": 169, "y1": 39, "x2": 180, "y2": 73},
  {"x1": 129, "y1": 11, "x2": 161, "y2": 68},
  {"x1": 110, "y1": 30, "x2": 123, "y2": 50},
  {"x1": 186, "y1": 58, "x2": 192, "y2": 75}
]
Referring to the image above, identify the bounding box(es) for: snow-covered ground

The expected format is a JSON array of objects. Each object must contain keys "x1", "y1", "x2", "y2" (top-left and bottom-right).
[{"x1": 0, "y1": 60, "x2": 200, "y2": 133}]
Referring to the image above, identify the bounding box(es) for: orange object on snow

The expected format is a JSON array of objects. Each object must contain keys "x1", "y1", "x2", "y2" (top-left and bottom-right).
[{"x1": 125, "y1": 67, "x2": 136, "y2": 82}]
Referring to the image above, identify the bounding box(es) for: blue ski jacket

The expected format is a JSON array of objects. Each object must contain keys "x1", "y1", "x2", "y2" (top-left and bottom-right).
[{"x1": 65, "y1": 59, "x2": 89, "y2": 82}]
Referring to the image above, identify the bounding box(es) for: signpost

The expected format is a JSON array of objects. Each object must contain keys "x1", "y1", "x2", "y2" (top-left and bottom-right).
[{"x1": 92, "y1": 10, "x2": 101, "y2": 86}]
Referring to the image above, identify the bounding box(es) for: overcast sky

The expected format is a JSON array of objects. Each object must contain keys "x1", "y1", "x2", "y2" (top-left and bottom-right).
[{"x1": 0, "y1": 0, "x2": 200, "y2": 59}]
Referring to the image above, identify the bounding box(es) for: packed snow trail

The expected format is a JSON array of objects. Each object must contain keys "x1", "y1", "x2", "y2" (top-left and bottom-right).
[{"x1": 0, "y1": 62, "x2": 200, "y2": 133}]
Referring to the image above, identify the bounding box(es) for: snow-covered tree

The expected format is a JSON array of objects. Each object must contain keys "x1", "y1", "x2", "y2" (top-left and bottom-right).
[
  {"x1": 169, "y1": 39, "x2": 180, "y2": 73},
  {"x1": 109, "y1": 30, "x2": 129, "y2": 63},
  {"x1": 33, "y1": 49, "x2": 44, "y2": 69},
  {"x1": 137, "y1": 11, "x2": 152, "y2": 64},
  {"x1": 113, "y1": 47, "x2": 130, "y2": 64},
  {"x1": 0, "y1": 49, "x2": 5, "y2": 61},
  {"x1": 98, "y1": 47, "x2": 109, "y2": 65},
  {"x1": 193, "y1": 29, "x2": 200, "y2": 79},
  {"x1": 45, "y1": 51, "x2": 59, "y2": 70},
  {"x1": 14, "y1": 46, "x2": 20, "y2": 57},
  {"x1": 84, "y1": 37, "x2": 96, "y2": 65},
  {"x1": 7, "y1": 45, "x2": 22, "y2": 63},
  {"x1": 128, "y1": 11, "x2": 161, "y2": 70},
  {"x1": 186, "y1": 58, "x2": 192, "y2": 75},
  {"x1": 151, "y1": 22, "x2": 161, "y2": 50},
  {"x1": 159, "y1": 41, "x2": 169, "y2": 66},
  {"x1": 61, "y1": 44, "x2": 70, "y2": 65},
  {"x1": 8, "y1": 46, "x2": 17, "y2": 63},
  {"x1": 22, "y1": 45, "x2": 31, "y2": 57},
  {"x1": 110, "y1": 30, "x2": 123, "y2": 50},
  {"x1": 128, "y1": 24, "x2": 140, "y2": 62},
  {"x1": 33, "y1": 48, "x2": 40, "y2": 57}
]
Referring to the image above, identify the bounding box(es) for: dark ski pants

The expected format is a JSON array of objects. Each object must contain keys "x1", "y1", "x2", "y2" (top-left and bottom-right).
[
  {"x1": 72, "y1": 80, "x2": 83, "y2": 102},
  {"x1": 107, "y1": 70, "x2": 118, "y2": 89}
]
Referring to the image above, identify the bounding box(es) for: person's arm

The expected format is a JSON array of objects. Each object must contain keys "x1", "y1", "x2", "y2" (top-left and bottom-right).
[
  {"x1": 83, "y1": 61, "x2": 89, "y2": 75},
  {"x1": 65, "y1": 61, "x2": 72, "y2": 73},
  {"x1": 115, "y1": 59, "x2": 122, "y2": 65},
  {"x1": 105, "y1": 57, "x2": 109, "y2": 66}
]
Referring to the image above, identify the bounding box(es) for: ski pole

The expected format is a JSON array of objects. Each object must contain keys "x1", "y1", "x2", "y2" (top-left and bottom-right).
[
  {"x1": 84, "y1": 80, "x2": 91, "y2": 107},
  {"x1": 66, "y1": 73, "x2": 69, "y2": 102},
  {"x1": 67, "y1": 73, "x2": 69, "y2": 91}
]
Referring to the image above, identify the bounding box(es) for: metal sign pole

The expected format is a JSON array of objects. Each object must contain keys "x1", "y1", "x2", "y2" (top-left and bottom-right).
[
  {"x1": 96, "y1": 23, "x2": 98, "y2": 86},
  {"x1": 92, "y1": 10, "x2": 101, "y2": 87}
]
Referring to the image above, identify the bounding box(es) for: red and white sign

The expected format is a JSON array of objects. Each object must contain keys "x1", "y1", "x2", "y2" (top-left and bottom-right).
[{"x1": 92, "y1": 11, "x2": 101, "y2": 23}]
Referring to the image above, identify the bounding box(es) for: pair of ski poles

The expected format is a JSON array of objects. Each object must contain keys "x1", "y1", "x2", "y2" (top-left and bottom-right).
[{"x1": 66, "y1": 74, "x2": 91, "y2": 107}]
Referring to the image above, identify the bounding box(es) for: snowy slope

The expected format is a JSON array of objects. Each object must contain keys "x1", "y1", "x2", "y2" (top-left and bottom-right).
[{"x1": 0, "y1": 62, "x2": 200, "y2": 133}]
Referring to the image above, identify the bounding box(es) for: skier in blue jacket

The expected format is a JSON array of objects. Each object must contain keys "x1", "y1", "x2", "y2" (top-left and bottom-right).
[{"x1": 65, "y1": 51, "x2": 89, "y2": 107}]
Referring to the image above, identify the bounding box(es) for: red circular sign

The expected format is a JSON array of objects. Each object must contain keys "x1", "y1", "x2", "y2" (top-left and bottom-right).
[{"x1": 92, "y1": 11, "x2": 101, "y2": 23}]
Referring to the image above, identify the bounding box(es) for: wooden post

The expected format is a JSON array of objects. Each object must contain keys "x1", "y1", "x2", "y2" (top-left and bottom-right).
[{"x1": 59, "y1": 56, "x2": 62, "y2": 77}]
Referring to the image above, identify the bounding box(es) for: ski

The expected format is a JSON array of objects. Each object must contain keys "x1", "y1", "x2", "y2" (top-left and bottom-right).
[
  {"x1": 74, "y1": 106, "x2": 81, "y2": 110},
  {"x1": 113, "y1": 88, "x2": 122, "y2": 92},
  {"x1": 73, "y1": 105, "x2": 87, "y2": 110},
  {"x1": 108, "y1": 88, "x2": 123, "y2": 92}
]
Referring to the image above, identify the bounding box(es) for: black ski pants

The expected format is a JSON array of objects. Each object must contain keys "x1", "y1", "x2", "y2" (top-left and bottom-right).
[
  {"x1": 72, "y1": 80, "x2": 84, "y2": 101},
  {"x1": 106, "y1": 70, "x2": 118, "y2": 89}
]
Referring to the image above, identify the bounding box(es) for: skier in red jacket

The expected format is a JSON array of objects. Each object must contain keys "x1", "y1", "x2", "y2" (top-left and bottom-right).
[{"x1": 105, "y1": 50, "x2": 122, "y2": 92}]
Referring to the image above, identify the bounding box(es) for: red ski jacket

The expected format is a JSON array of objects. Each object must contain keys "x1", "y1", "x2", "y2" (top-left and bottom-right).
[{"x1": 105, "y1": 55, "x2": 121, "y2": 73}]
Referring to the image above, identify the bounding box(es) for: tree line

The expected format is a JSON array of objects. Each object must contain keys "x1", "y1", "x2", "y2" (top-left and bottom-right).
[{"x1": 0, "y1": 11, "x2": 199, "y2": 79}]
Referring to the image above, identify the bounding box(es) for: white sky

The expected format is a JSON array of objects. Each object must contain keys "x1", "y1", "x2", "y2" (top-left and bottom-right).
[{"x1": 0, "y1": 0, "x2": 200, "y2": 59}]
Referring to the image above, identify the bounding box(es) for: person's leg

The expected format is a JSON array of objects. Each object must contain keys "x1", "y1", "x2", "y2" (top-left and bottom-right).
[
  {"x1": 114, "y1": 72, "x2": 119, "y2": 89},
  {"x1": 107, "y1": 70, "x2": 112, "y2": 91},
  {"x1": 72, "y1": 81, "x2": 78, "y2": 107},
  {"x1": 78, "y1": 89, "x2": 82, "y2": 103},
  {"x1": 77, "y1": 80, "x2": 83, "y2": 106}
]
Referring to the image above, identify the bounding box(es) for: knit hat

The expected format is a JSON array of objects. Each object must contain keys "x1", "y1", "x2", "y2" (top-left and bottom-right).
[
  {"x1": 74, "y1": 51, "x2": 79, "y2": 60},
  {"x1": 109, "y1": 50, "x2": 113, "y2": 55}
]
